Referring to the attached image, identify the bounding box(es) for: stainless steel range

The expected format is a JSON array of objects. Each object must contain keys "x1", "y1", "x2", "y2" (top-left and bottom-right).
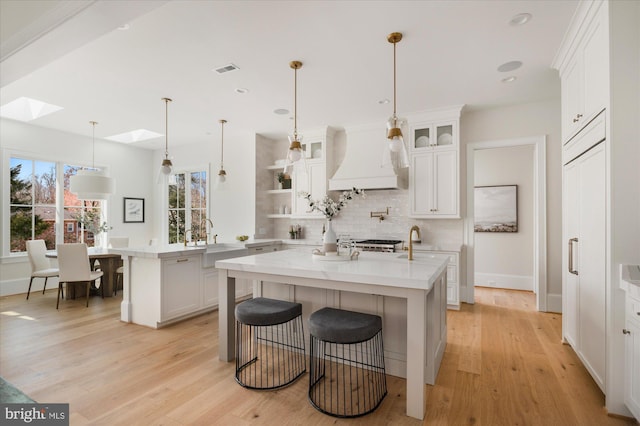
[{"x1": 354, "y1": 239, "x2": 402, "y2": 253}]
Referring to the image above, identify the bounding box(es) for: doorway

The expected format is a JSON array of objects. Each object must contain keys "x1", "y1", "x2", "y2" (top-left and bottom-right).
[{"x1": 464, "y1": 136, "x2": 547, "y2": 311}]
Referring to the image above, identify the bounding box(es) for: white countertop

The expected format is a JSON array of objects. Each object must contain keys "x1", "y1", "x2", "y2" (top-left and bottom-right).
[
  {"x1": 215, "y1": 248, "x2": 449, "y2": 291},
  {"x1": 411, "y1": 242, "x2": 463, "y2": 252}
]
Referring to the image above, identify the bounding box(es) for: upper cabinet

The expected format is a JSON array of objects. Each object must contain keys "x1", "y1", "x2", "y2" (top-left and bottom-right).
[
  {"x1": 408, "y1": 106, "x2": 463, "y2": 219},
  {"x1": 554, "y1": 1, "x2": 608, "y2": 143}
]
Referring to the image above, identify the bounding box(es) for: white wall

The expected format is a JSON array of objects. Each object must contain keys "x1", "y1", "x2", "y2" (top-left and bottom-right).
[
  {"x1": 158, "y1": 130, "x2": 256, "y2": 243},
  {"x1": 474, "y1": 145, "x2": 534, "y2": 290},
  {"x1": 461, "y1": 98, "x2": 562, "y2": 308},
  {"x1": 0, "y1": 118, "x2": 155, "y2": 295}
]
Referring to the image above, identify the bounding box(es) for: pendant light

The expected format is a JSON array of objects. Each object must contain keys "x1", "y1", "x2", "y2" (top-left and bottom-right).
[
  {"x1": 69, "y1": 121, "x2": 116, "y2": 200},
  {"x1": 216, "y1": 119, "x2": 227, "y2": 189},
  {"x1": 385, "y1": 32, "x2": 409, "y2": 169},
  {"x1": 160, "y1": 97, "x2": 173, "y2": 175},
  {"x1": 283, "y1": 60, "x2": 304, "y2": 174}
]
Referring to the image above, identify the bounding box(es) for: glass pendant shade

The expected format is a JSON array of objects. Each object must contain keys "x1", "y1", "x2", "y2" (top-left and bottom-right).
[
  {"x1": 384, "y1": 32, "x2": 409, "y2": 169},
  {"x1": 216, "y1": 119, "x2": 228, "y2": 190},
  {"x1": 69, "y1": 121, "x2": 115, "y2": 200},
  {"x1": 283, "y1": 61, "x2": 305, "y2": 173},
  {"x1": 159, "y1": 98, "x2": 173, "y2": 179}
]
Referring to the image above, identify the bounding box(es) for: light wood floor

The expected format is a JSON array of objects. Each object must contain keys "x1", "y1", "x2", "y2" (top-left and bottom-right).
[{"x1": 0, "y1": 287, "x2": 636, "y2": 425}]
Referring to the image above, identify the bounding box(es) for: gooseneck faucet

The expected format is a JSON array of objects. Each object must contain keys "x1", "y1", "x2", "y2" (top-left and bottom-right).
[
  {"x1": 408, "y1": 225, "x2": 421, "y2": 261},
  {"x1": 201, "y1": 218, "x2": 214, "y2": 244}
]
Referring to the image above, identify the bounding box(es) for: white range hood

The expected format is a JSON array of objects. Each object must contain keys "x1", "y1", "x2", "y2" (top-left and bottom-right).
[{"x1": 329, "y1": 123, "x2": 408, "y2": 191}]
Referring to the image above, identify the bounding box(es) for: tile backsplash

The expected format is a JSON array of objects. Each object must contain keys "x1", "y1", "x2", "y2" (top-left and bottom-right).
[{"x1": 271, "y1": 188, "x2": 463, "y2": 246}]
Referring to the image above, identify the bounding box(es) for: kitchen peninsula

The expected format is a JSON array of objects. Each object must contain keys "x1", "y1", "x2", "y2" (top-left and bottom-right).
[
  {"x1": 110, "y1": 240, "x2": 281, "y2": 328},
  {"x1": 215, "y1": 248, "x2": 449, "y2": 420}
]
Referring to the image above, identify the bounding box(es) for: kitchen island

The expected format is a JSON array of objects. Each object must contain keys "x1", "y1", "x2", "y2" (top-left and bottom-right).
[{"x1": 215, "y1": 248, "x2": 449, "y2": 420}]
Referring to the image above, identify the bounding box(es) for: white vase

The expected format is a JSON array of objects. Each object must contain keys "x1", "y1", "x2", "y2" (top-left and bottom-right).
[{"x1": 323, "y1": 220, "x2": 337, "y2": 253}]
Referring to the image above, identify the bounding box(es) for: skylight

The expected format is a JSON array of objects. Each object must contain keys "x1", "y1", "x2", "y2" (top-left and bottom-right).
[
  {"x1": 105, "y1": 129, "x2": 163, "y2": 144},
  {"x1": 0, "y1": 97, "x2": 63, "y2": 122}
]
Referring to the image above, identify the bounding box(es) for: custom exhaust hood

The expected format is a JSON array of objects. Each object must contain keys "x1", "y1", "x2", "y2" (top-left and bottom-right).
[{"x1": 329, "y1": 123, "x2": 408, "y2": 191}]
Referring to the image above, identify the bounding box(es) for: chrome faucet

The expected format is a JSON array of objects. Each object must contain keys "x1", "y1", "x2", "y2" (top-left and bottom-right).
[
  {"x1": 201, "y1": 218, "x2": 214, "y2": 244},
  {"x1": 408, "y1": 225, "x2": 421, "y2": 261}
]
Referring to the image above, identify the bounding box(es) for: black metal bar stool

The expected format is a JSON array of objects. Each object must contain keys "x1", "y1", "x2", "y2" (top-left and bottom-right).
[
  {"x1": 234, "y1": 297, "x2": 306, "y2": 390},
  {"x1": 308, "y1": 307, "x2": 387, "y2": 418}
]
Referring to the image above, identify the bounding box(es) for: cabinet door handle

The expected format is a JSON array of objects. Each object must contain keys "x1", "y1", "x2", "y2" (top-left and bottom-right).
[
  {"x1": 623, "y1": 329, "x2": 631, "y2": 335},
  {"x1": 177, "y1": 258, "x2": 189, "y2": 263},
  {"x1": 255, "y1": 247, "x2": 263, "y2": 251},
  {"x1": 568, "y1": 238, "x2": 578, "y2": 275}
]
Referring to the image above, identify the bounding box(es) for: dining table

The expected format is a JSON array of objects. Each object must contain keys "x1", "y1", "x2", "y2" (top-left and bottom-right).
[{"x1": 46, "y1": 247, "x2": 122, "y2": 298}]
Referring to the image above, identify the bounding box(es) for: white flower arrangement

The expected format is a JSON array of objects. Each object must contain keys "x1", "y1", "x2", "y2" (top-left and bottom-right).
[{"x1": 298, "y1": 188, "x2": 365, "y2": 220}]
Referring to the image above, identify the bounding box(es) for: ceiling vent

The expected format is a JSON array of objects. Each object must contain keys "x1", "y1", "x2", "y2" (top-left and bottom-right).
[{"x1": 214, "y1": 63, "x2": 240, "y2": 74}]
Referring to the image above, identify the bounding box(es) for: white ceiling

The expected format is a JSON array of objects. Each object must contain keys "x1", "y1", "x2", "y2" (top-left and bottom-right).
[{"x1": 0, "y1": 0, "x2": 579, "y2": 150}]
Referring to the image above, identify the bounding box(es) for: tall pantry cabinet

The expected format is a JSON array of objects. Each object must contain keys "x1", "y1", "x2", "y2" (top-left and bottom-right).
[
  {"x1": 556, "y1": 0, "x2": 608, "y2": 393},
  {"x1": 554, "y1": 0, "x2": 640, "y2": 419}
]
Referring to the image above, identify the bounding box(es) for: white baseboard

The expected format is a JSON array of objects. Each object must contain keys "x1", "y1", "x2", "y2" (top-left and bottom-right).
[
  {"x1": 0, "y1": 277, "x2": 59, "y2": 297},
  {"x1": 546, "y1": 293, "x2": 562, "y2": 313},
  {"x1": 475, "y1": 272, "x2": 533, "y2": 291}
]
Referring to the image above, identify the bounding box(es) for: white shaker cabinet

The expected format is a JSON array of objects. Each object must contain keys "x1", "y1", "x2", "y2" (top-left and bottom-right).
[
  {"x1": 161, "y1": 254, "x2": 202, "y2": 322},
  {"x1": 557, "y1": 1, "x2": 608, "y2": 142},
  {"x1": 562, "y1": 118, "x2": 606, "y2": 391},
  {"x1": 408, "y1": 106, "x2": 462, "y2": 219},
  {"x1": 625, "y1": 293, "x2": 640, "y2": 420},
  {"x1": 410, "y1": 150, "x2": 458, "y2": 218}
]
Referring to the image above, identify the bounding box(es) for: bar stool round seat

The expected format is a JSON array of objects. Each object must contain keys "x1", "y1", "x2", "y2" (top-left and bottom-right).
[
  {"x1": 234, "y1": 297, "x2": 306, "y2": 390},
  {"x1": 308, "y1": 307, "x2": 387, "y2": 418}
]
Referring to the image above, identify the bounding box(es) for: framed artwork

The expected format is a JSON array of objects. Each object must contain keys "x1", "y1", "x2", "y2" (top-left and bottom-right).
[
  {"x1": 123, "y1": 197, "x2": 145, "y2": 223},
  {"x1": 474, "y1": 185, "x2": 518, "y2": 232}
]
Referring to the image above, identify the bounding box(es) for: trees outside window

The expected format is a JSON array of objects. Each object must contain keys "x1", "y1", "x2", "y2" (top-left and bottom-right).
[
  {"x1": 7, "y1": 157, "x2": 105, "y2": 253},
  {"x1": 10, "y1": 158, "x2": 56, "y2": 252},
  {"x1": 168, "y1": 171, "x2": 207, "y2": 244}
]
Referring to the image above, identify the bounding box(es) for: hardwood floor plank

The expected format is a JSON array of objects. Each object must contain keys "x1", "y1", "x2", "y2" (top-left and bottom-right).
[{"x1": 1, "y1": 287, "x2": 636, "y2": 425}]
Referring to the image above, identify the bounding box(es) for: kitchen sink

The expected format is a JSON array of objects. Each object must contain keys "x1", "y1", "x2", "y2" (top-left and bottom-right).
[{"x1": 203, "y1": 244, "x2": 248, "y2": 267}]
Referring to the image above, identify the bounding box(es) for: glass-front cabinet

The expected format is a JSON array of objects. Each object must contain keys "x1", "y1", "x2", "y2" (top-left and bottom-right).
[{"x1": 412, "y1": 122, "x2": 456, "y2": 150}]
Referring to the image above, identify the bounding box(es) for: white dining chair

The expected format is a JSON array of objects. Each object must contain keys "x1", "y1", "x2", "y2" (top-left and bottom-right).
[
  {"x1": 56, "y1": 243, "x2": 104, "y2": 309},
  {"x1": 108, "y1": 237, "x2": 129, "y2": 295},
  {"x1": 26, "y1": 239, "x2": 59, "y2": 300}
]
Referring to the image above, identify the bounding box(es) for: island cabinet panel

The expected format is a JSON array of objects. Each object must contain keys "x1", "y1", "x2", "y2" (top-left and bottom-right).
[{"x1": 161, "y1": 255, "x2": 202, "y2": 321}]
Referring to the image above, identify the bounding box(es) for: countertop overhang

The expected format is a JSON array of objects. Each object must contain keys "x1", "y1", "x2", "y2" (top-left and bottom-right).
[{"x1": 216, "y1": 248, "x2": 449, "y2": 291}]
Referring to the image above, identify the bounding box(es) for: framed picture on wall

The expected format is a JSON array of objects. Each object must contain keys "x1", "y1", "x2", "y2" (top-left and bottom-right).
[
  {"x1": 123, "y1": 197, "x2": 145, "y2": 223},
  {"x1": 474, "y1": 185, "x2": 518, "y2": 232}
]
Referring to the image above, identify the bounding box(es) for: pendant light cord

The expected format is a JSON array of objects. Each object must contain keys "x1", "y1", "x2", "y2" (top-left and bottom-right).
[
  {"x1": 293, "y1": 65, "x2": 298, "y2": 140},
  {"x1": 165, "y1": 99, "x2": 169, "y2": 159},
  {"x1": 90, "y1": 121, "x2": 97, "y2": 168},
  {"x1": 393, "y1": 40, "x2": 397, "y2": 119},
  {"x1": 220, "y1": 119, "x2": 225, "y2": 169}
]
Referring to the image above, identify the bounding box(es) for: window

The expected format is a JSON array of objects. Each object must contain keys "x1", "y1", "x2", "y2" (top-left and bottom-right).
[
  {"x1": 63, "y1": 164, "x2": 104, "y2": 247},
  {"x1": 168, "y1": 170, "x2": 207, "y2": 244},
  {"x1": 9, "y1": 158, "x2": 57, "y2": 251},
  {"x1": 7, "y1": 156, "x2": 106, "y2": 253}
]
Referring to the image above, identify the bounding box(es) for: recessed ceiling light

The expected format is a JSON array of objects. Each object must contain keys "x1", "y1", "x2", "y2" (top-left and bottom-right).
[
  {"x1": 235, "y1": 88, "x2": 249, "y2": 94},
  {"x1": 510, "y1": 13, "x2": 532, "y2": 26},
  {"x1": 0, "y1": 97, "x2": 63, "y2": 122},
  {"x1": 497, "y1": 60, "x2": 523, "y2": 72},
  {"x1": 105, "y1": 129, "x2": 163, "y2": 144},
  {"x1": 117, "y1": 23, "x2": 130, "y2": 31},
  {"x1": 274, "y1": 108, "x2": 289, "y2": 115},
  {"x1": 378, "y1": 98, "x2": 390, "y2": 105},
  {"x1": 501, "y1": 76, "x2": 517, "y2": 83}
]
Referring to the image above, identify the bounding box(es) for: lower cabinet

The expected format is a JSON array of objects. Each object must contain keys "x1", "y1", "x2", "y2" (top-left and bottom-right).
[
  {"x1": 161, "y1": 254, "x2": 202, "y2": 322},
  {"x1": 625, "y1": 291, "x2": 640, "y2": 420},
  {"x1": 412, "y1": 248, "x2": 460, "y2": 309}
]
